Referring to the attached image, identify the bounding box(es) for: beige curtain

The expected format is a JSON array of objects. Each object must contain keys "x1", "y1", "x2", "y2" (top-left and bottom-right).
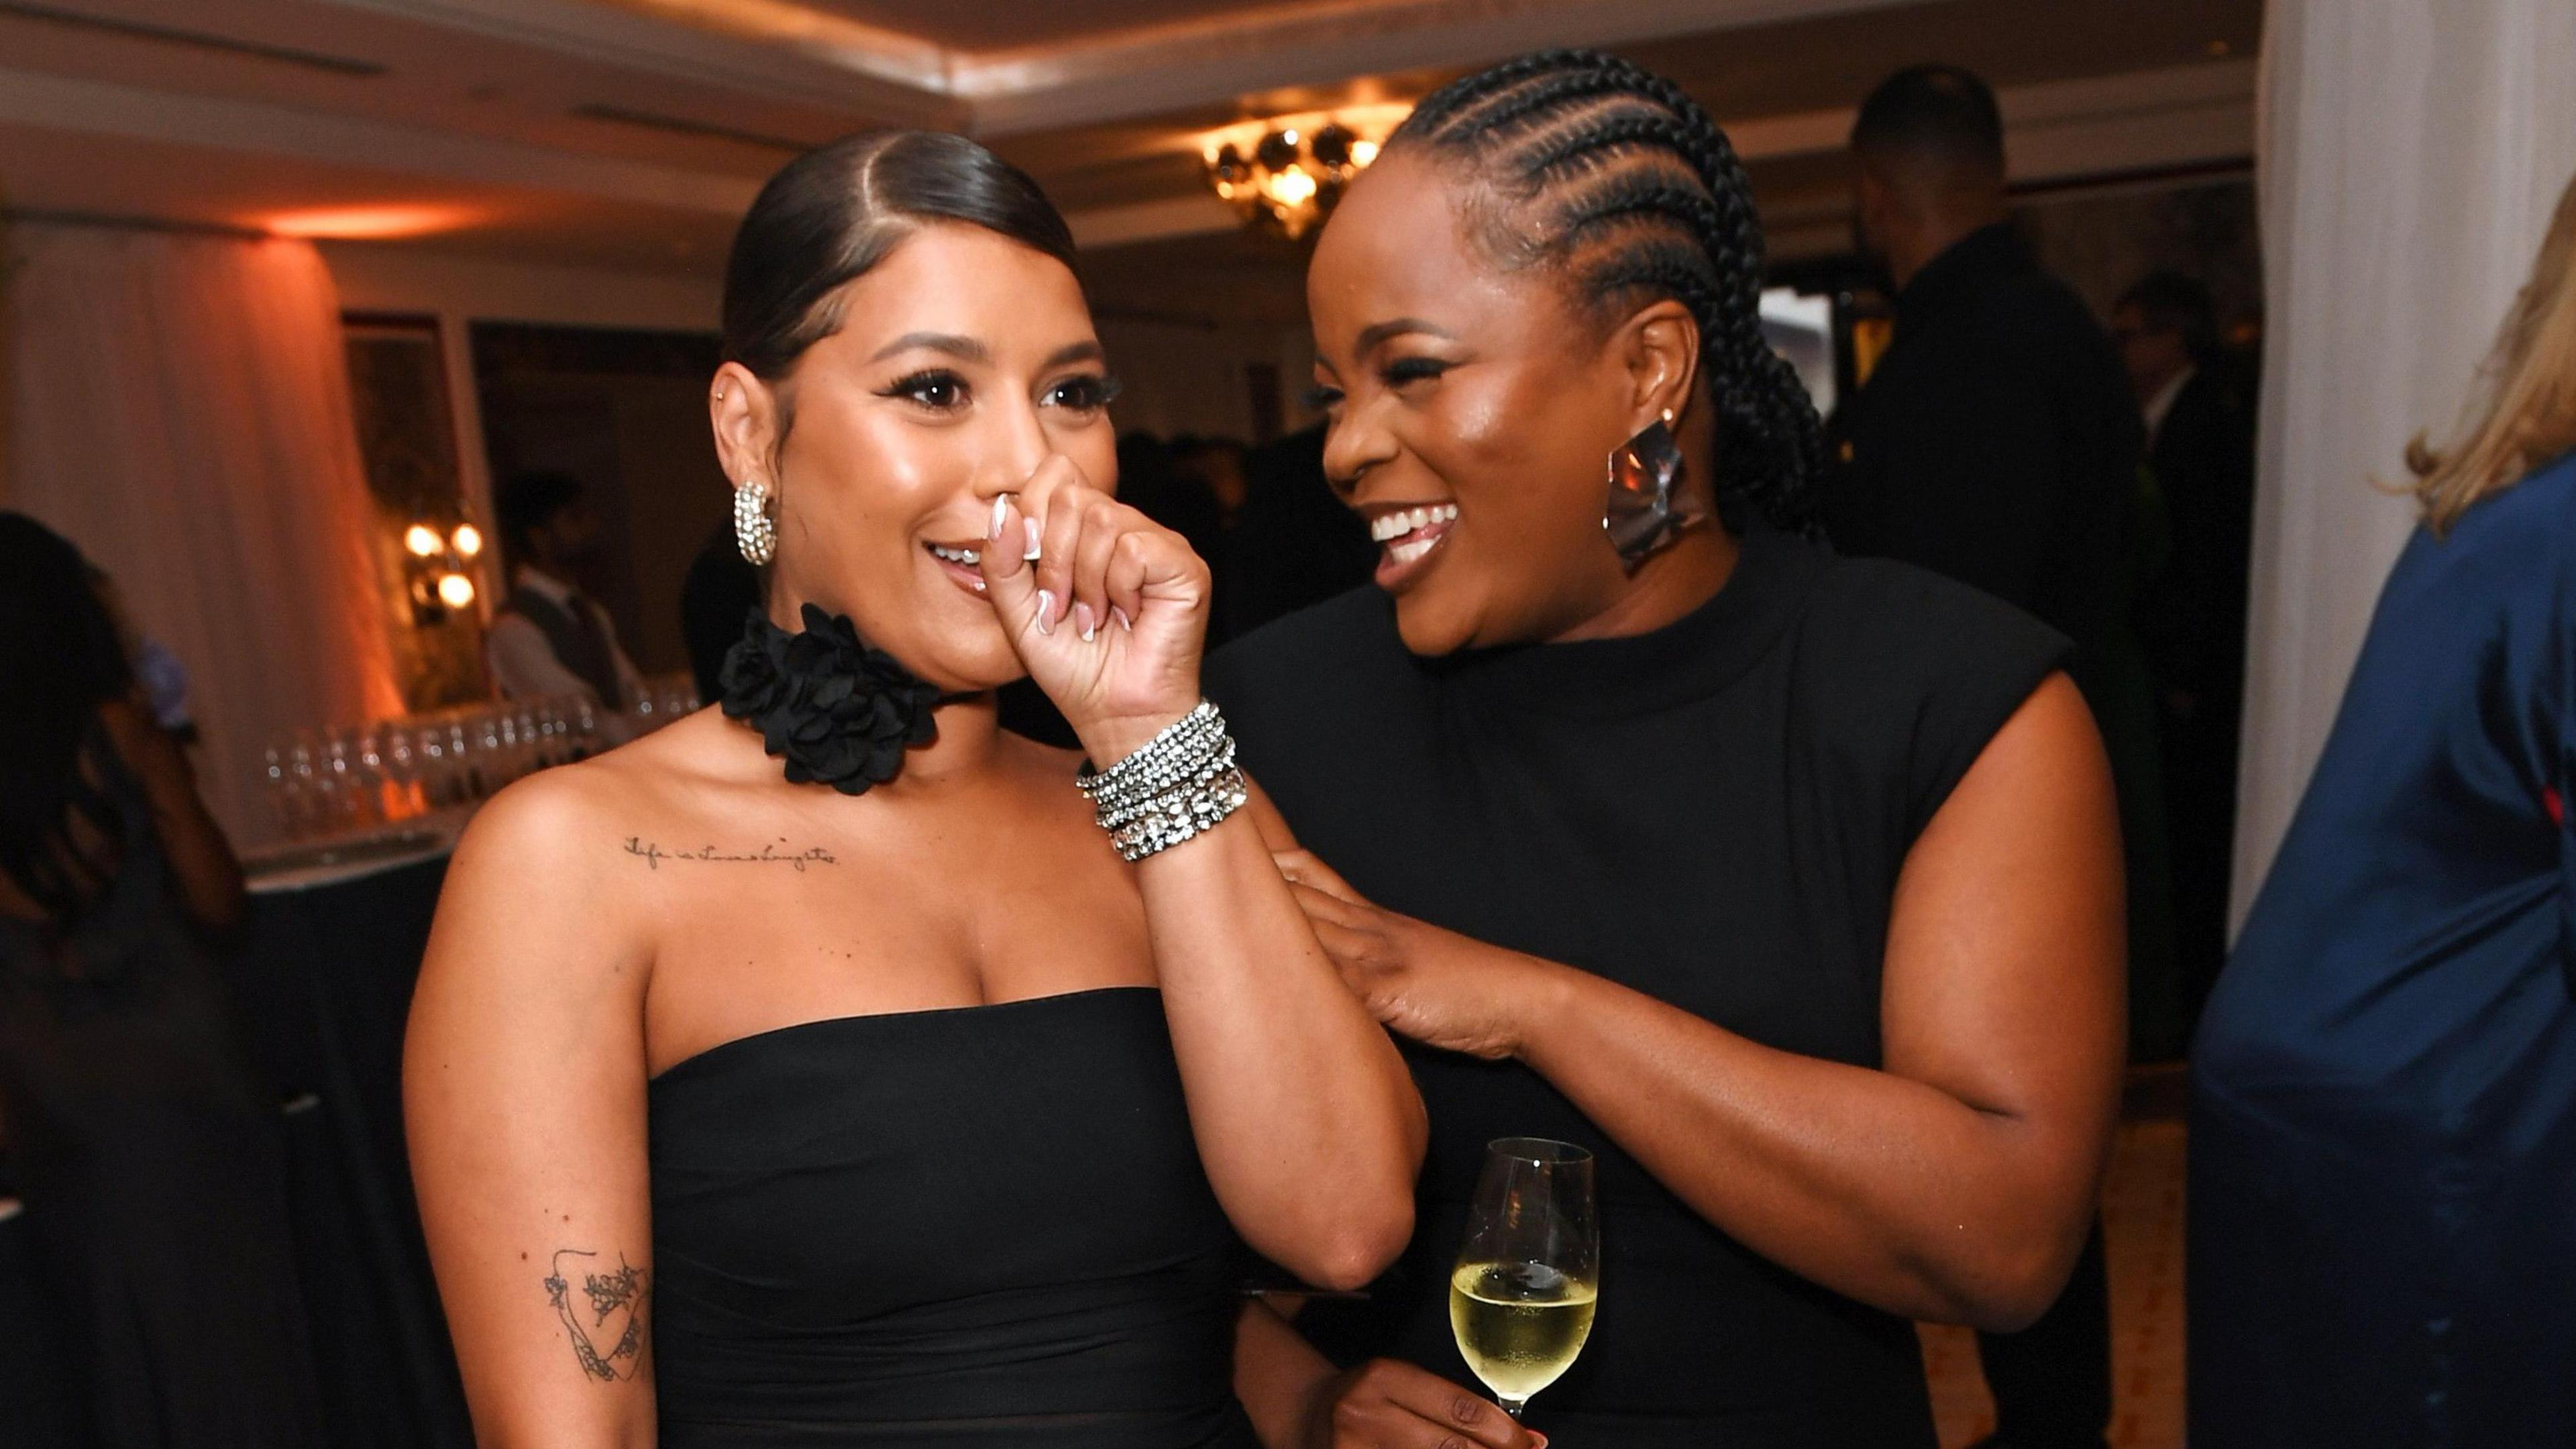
[
  {"x1": 4, "y1": 221, "x2": 401, "y2": 847},
  {"x1": 2238, "y1": 0, "x2": 2576, "y2": 927}
]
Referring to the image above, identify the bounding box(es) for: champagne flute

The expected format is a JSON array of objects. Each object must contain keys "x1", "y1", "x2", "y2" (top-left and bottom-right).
[{"x1": 1450, "y1": 1136, "x2": 1599, "y2": 1421}]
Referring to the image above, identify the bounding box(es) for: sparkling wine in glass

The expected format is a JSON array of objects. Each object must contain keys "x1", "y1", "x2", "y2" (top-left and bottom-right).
[{"x1": 1450, "y1": 1136, "x2": 1599, "y2": 1421}]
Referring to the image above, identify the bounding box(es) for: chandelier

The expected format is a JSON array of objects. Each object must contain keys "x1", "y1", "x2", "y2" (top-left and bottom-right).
[{"x1": 1200, "y1": 105, "x2": 1407, "y2": 240}]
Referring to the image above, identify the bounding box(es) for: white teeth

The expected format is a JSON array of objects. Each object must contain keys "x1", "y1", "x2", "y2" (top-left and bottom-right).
[
  {"x1": 1387, "y1": 537, "x2": 1435, "y2": 565},
  {"x1": 1370, "y1": 504, "x2": 1459, "y2": 543},
  {"x1": 928, "y1": 544, "x2": 981, "y2": 566}
]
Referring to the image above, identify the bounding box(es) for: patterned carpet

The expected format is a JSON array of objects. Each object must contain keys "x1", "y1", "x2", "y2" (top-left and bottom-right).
[{"x1": 1921, "y1": 1092, "x2": 2189, "y2": 1448}]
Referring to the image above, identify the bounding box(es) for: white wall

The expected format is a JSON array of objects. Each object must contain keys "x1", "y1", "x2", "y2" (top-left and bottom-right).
[
  {"x1": 321, "y1": 246, "x2": 1317, "y2": 517},
  {"x1": 317, "y1": 241, "x2": 722, "y2": 541},
  {"x1": 1093, "y1": 315, "x2": 1318, "y2": 443}
]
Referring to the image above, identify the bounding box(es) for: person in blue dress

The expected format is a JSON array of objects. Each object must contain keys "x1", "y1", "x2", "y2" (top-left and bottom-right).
[{"x1": 2191, "y1": 170, "x2": 2576, "y2": 1447}]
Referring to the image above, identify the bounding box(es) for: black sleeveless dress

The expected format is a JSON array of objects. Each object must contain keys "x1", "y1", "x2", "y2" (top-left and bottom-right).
[
  {"x1": 648, "y1": 985, "x2": 1258, "y2": 1447},
  {"x1": 1206, "y1": 529, "x2": 2069, "y2": 1447}
]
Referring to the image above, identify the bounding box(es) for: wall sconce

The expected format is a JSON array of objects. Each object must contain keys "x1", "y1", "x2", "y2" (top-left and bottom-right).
[
  {"x1": 402, "y1": 517, "x2": 483, "y2": 625},
  {"x1": 1201, "y1": 103, "x2": 1408, "y2": 240}
]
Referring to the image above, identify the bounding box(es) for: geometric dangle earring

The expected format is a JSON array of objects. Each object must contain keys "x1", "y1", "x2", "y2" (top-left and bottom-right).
[
  {"x1": 1601, "y1": 409, "x2": 1700, "y2": 572},
  {"x1": 733, "y1": 476, "x2": 777, "y2": 565}
]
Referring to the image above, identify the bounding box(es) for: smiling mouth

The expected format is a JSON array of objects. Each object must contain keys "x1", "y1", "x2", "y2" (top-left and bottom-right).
[
  {"x1": 1367, "y1": 502, "x2": 1458, "y2": 587},
  {"x1": 1370, "y1": 502, "x2": 1457, "y2": 562},
  {"x1": 924, "y1": 541, "x2": 986, "y2": 594}
]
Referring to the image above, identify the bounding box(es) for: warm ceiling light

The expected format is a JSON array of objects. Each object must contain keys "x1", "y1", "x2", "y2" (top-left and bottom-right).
[
  {"x1": 264, "y1": 205, "x2": 477, "y2": 240},
  {"x1": 1199, "y1": 103, "x2": 1409, "y2": 241},
  {"x1": 404, "y1": 523, "x2": 443, "y2": 557},
  {"x1": 449, "y1": 522, "x2": 484, "y2": 558},
  {"x1": 436, "y1": 572, "x2": 477, "y2": 608}
]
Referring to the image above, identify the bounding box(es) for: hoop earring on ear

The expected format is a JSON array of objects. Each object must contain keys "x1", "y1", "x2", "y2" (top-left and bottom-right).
[
  {"x1": 1603, "y1": 409, "x2": 1696, "y2": 572},
  {"x1": 734, "y1": 476, "x2": 777, "y2": 565}
]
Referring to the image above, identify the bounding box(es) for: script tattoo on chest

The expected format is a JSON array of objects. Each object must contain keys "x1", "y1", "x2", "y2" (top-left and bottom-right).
[
  {"x1": 622, "y1": 837, "x2": 837, "y2": 871},
  {"x1": 543, "y1": 1248, "x2": 648, "y2": 1382}
]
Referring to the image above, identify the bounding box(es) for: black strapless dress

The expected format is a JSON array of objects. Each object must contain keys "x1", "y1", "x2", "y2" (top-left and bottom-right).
[{"x1": 648, "y1": 985, "x2": 1258, "y2": 1447}]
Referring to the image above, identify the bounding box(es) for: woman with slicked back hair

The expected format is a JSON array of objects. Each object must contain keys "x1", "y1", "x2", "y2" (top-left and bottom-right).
[
  {"x1": 407, "y1": 130, "x2": 1422, "y2": 1448},
  {"x1": 1211, "y1": 52, "x2": 2124, "y2": 1446}
]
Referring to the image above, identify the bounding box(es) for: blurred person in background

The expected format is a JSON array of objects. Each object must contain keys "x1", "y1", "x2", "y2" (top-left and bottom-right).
[
  {"x1": 1822, "y1": 66, "x2": 2163, "y2": 1449},
  {"x1": 486, "y1": 469, "x2": 644, "y2": 709},
  {"x1": 1216, "y1": 422, "x2": 1377, "y2": 639},
  {"x1": 2114, "y1": 271, "x2": 2257, "y2": 1024},
  {"x1": 677, "y1": 523, "x2": 763, "y2": 708},
  {"x1": 2192, "y1": 169, "x2": 2576, "y2": 1449},
  {"x1": 1174, "y1": 434, "x2": 1252, "y2": 528},
  {"x1": 1120, "y1": 431, "x2": 1240, "y2": 645},
  {"x1": 0, "y1": 512, "x2": 323, "y2": 1448},
  {"x1": 1118, "y1": 431, "x2": 1228, "y2": 573},
  {"x1": 87, "y1": 568, "x2": 197, "y2": 745}
]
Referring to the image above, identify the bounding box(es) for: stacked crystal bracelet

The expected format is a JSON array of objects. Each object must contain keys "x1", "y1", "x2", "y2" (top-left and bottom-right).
[{"x1": 1076, "y1": 700, "x2": 1249, "y2": 862}]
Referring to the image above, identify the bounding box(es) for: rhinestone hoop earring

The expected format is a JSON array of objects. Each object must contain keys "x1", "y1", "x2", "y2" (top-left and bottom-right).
[{"x1": 733, "y1": 476, "x2": 777, "y2": 565}]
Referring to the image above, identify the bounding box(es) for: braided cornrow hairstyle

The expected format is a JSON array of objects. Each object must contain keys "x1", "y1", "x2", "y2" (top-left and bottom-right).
[{"x1": 1389, "y1": 50, "x2": 1823, "y2": 535}]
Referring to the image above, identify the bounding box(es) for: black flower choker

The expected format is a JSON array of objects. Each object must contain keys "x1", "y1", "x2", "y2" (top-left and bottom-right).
[{"x1": 718, "y1": 604, "x2": 940, "y2": 796}]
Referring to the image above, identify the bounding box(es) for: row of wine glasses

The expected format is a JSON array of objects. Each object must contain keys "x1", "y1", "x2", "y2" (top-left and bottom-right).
[
  {"x1": 626, "y1": 677, "x2": 700, "y2": 725},
  {"x1": 260, "y1": 677, "x2": 701, "y2": 843}
]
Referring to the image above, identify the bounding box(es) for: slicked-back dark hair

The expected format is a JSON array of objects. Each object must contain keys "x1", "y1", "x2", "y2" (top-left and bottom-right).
[
  {"x1": 1850, "y1": 64, "x2": 2006, "y2": 178},
  {"x1": 721, "y1": 129, "x2": 1076, "y2": 386},
  {"x1": 1387, "y1": 49, "x2": 1822, "y2": 534}
]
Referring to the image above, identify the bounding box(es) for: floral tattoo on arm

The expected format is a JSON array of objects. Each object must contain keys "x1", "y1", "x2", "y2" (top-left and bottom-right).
[{"x1": 543, "y1": 1248, "x2": 649, "y2": 1381}]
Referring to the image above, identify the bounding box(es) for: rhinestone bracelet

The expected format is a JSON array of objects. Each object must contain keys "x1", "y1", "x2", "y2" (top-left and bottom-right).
[
  {"x1": 1077, "y1": 700, "x2": 1247, "y2": 861},
  {"x1": 1097, "y1": 739, "x2": 1236, "y2": 831},
  {"x1": 1077, "y1": 701, "x2": 1224, "y2": 814},
  {"x1": 1106, "y1": 767, "x2": 1248, "y2": 861}
]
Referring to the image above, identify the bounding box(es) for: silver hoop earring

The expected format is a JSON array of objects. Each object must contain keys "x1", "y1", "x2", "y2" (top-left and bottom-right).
[{"x1": 733, "y1": 476, "x2": 776, "y2": 565}]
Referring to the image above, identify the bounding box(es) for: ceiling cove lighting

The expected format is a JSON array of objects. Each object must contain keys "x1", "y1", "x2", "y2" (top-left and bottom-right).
[{"x1": 263, "y1": 205, "x2": 480, "y2": 241}]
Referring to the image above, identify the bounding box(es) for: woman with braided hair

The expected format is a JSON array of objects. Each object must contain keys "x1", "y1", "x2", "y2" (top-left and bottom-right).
[{"x1": 1212, "y1": 52, "x2": 2123, "y2": 1446}]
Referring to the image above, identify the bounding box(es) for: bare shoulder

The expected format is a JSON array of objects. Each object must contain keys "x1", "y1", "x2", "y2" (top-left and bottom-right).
[
  {"x1": 449, "y1": 710, "x2": 750, "y2": 881},
  {"x1": 423, "y1": 722, "x2": 737, "y2": 1008},
  {"x1": 443, "y1": 749, "x2": 636, "y2": 906}
]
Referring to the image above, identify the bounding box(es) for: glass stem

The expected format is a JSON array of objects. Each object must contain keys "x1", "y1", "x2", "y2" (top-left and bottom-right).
[{"x1": 1500, "y1": 1397, "x2": 1527, "y2": 1421}]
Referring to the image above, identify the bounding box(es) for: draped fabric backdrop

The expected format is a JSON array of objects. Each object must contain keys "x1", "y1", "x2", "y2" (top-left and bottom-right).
[
  {"x1": 2237, "y1": 0, "x2": 2576, "y2": 928},
  {"x1": 3, "y1": 223, "x2": 401, "y2": 847}
]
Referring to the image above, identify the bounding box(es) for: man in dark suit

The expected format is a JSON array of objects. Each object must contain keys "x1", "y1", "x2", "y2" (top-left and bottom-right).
[
  {"x1": 1823, "y1": 64, "x2": 2130, "y2": 1449},
  {"x1": 486, "y1": 471, "x2": 641, "y2": 710},
  {"x1": 2114, "y1": 272, "x2": 2257, "y2": 1026}
]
